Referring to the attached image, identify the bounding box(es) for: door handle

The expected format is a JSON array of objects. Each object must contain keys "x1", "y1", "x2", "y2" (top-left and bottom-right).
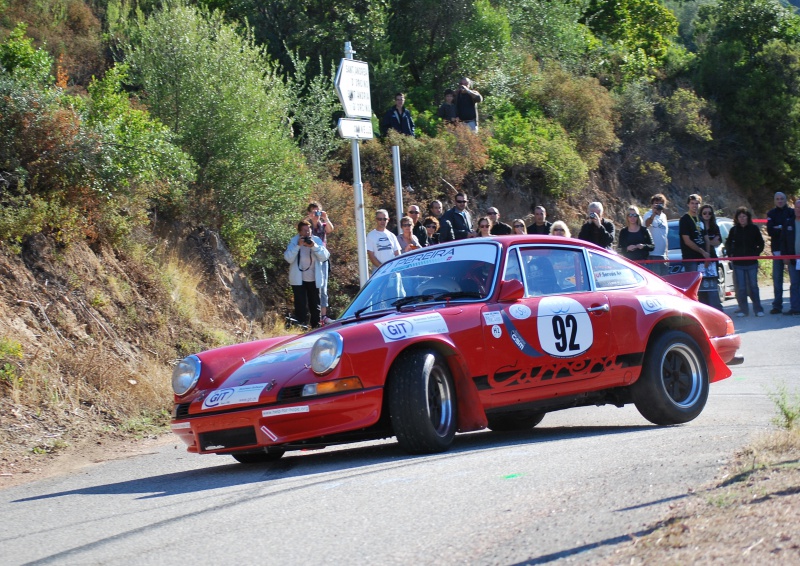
[{"x1": 587, "y1": 304, "x2": 610, "y2": 313}]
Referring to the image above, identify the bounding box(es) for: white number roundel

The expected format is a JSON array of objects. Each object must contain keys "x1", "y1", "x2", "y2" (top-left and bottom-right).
[{"x1": 536, "y1": 297, "x2": 593, "y2": 358}]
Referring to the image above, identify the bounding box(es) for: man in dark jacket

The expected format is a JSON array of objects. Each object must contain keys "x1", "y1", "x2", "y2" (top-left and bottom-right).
[
  {"x1": 487, "y1": 207, "x2": 512, "y2": 235},
  {"x1": 780, "y1": 197, "x2": 800, "y2": 315},
  {"x1": 380, "y1": 93, "x2": 415, "y2": 137},
  {"x1": 766, "y1": 192, "x2": 792, "y2": 313},
  {"x1": 577, "y1": 202, "x2": 614, "y2": 249},
  {"x1": 438, "y1": 192, "x2": 475, "y2": 241},
  {"x1": 526, "y1": 206, "x2": 552, "y2": 235}
]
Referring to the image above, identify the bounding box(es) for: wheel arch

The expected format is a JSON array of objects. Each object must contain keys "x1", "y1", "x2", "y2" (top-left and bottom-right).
[
  {"x1": 642, "y1": 315, "x2": 726, "y2": 383},
  {"x1": 384, "y1": 340, "x2": 487, "y2": 434}
]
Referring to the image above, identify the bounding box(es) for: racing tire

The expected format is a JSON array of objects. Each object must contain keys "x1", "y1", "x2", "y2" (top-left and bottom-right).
[
  {"x1": 632, "y1": 330, "x2": 709, "y2": 425},
  {"x1": 487, "y1": 412, "x2": 545, "y2": 432},
  {"x1": 388, "y1": 349, "x2": 457, "y2": 454},
  {"x1": 231, "y1": 450, "x2": 285, "y2": 464}
]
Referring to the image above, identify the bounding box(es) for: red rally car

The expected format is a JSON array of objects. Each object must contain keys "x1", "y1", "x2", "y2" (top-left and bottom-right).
[{"x1": 171, "y1": 236, "x2": 742, "y2": 463}]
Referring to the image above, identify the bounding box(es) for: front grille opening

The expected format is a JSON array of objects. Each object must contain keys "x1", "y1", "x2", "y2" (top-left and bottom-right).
[{"x1": 199, "y1": 427, "x2": 257, "y2": 451}]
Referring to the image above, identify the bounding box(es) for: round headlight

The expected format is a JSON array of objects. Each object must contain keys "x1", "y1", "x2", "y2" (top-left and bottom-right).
[
  {"x1": 310, "y1": 332, "x2": 343, "y2": 375},
  {"x1": 172, "y1": 355, "x2": 201, "y2": 396}
]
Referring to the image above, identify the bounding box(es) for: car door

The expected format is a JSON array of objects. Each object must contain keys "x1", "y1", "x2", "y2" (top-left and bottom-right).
[{"x1": 479, "y1": 245, "x2": 616, "y2": 408}]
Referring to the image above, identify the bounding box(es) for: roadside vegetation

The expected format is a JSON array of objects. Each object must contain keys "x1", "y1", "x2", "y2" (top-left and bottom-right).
[{"x1": 2, "y1": 0, "x2": 800, "y2": 491}]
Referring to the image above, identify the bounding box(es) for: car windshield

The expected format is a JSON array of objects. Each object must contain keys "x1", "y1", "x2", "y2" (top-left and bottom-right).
[{"x1": 342, "y1": 242, "x2": 500, "y2": 318}]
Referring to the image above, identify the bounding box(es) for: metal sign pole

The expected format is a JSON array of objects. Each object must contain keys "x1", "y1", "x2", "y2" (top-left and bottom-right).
[
  {"x1": 343, "y1": 42, "x2": 369, "y2": 286},
  {"x1": 392, "y1": 145, "x2": 403, "y2": 233}
]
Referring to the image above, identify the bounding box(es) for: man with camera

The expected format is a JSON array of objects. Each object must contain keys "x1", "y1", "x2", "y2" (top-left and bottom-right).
[
  {"x1": 577, "y1": 202, "x2": 615, "y2": 249},
  {"x1": 643, "y1": 193, "x2": 669, "y2": 275},
  {"x1": 306, "y1": 202, "x2": 334, "y2": 323},
  {"x1": 284, "y1": 220, "x2": 330, "y2": 328},
  {"x1": 455, "y1": 78, "x2": 483, "y2": 132}
]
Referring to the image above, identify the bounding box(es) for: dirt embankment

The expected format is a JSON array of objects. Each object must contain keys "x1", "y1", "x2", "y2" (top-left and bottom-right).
[{"x1": 0, "y1": 225, "x2": 271, "y2": 485}]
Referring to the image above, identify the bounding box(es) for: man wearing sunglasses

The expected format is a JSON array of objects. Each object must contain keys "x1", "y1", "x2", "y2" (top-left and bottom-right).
[
  {"x1": 407, "y1": 205, "x2": 428, "y2": 247},
  {"x1": 367, "y1": 209, "x2": 401, "y2": 270},
  {"x1": 487, "y1": 207, "x2": 512, "y2": 235},
  {"x1": 438, "y1": 192, "x2": 476, "y2": 241}
]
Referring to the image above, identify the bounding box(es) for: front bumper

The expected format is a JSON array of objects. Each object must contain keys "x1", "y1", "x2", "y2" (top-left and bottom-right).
[{"x1": 171, "y1": 387, "x2": 383, "y2": 454}]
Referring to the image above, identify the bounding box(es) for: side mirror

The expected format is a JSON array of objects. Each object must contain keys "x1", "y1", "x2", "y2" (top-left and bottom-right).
[{"x1": 498, "y1": 279, "x2": 525, "y2": 302}]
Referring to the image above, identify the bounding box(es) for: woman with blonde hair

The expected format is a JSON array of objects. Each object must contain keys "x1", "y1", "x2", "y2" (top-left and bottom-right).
[
  {"x1": 618, "y1": 205, "x2": 654, "y2": 263},
  {"x1": 511, "y1": 219, "x2": 526, "y2": 235},
  {"x1": 549, "y1": 221, "x2": 571, "y2": 237}
]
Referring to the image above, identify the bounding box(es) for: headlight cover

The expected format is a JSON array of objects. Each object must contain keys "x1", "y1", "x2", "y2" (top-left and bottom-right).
[
  {"x1": 310, "y1": 332, "x2": 343, "y2": 375},
  {"x1": 172, "y1": 355, "x2": 201, "y2": 396}
]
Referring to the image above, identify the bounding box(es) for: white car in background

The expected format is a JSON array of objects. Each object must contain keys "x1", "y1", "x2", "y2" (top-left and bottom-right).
[{"x1": 667, "y1": 217, "x2": 735, "y2": 303}]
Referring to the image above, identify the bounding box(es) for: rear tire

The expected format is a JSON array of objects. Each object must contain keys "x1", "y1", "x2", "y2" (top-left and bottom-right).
[
  {"x1": 632, "y1": 330, "x2": 709, "y2": 425},
  {"x1": 487, "y1": 412, "x2": 545, "y2": 432},
  {"x1": 231, "y1": 450, "x2": 285, "y2": 464},
  {"x1": 388, "y1": 349, "x2": 457, "y2": 454}
]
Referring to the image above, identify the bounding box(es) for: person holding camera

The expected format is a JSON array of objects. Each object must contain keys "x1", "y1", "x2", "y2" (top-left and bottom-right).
[
  {"x1": 306, "y1": 202, "x2": 334, "y2": 323},
  {"x1": 577, "y1": 202, "x2": 615, "y2": 249},
  {"x1": 643, "y1": 193, "x2": 669, "y2": 275},
  {"x1": 455, "y1": 78, "x2": 483, "y2": 132},
  {"x1": 284, "y1": 220, "x2": 330, "y2": 328}
]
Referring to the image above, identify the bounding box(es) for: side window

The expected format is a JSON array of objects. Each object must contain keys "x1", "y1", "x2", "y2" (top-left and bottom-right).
[
  {"x1": 518, "y1": 248, "x2": 589, "y2": 296},
  {"x1": 503, "y1": 248, "x2": 522, "y2": 282},
  {"x1": 590, "y1": 252, "x2": 644, "y2": 289}
]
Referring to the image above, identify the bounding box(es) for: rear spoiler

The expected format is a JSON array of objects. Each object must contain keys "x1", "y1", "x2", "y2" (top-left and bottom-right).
[{"x1": 662, "y1": 271, "x2": 702, "y2": 301}]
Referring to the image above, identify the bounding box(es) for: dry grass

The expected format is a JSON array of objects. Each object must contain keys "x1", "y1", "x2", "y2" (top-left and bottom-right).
[{"x1": 604, "y1": 428, "x2": 800, "y2": 564}]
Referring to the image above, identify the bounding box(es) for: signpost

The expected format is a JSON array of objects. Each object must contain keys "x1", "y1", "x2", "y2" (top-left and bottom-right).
[
  {"x1": 335, "y1": 43, "x2": 371, "y2": 286},
  {"x1": 337, "y1": 118, "x2": 373, "y2": 140}
]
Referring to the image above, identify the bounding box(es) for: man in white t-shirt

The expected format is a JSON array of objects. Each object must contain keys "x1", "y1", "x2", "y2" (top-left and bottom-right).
[
  {"x1": 367, "y1": 209, "x2": 401, "y2": 271},
  {"x1": 643, "y1": 193, "x2": 669, "y2": 276}
]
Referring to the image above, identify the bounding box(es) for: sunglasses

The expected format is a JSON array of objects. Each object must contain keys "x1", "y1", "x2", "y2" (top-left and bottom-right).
[
  {"x1": 424, "y1": 225, "x2": 435, "y2": 229},
  {"x1": 702, "y1": 211, "x2": 712, "y2": 215},
  {"x1": 401, "y1": 223, "x2": 411, "y2": 227},
  {"x1": 409, "y1": 210, "x2": 419, "y2": 214},
  {"x1": 376, "y1": 217, "x2": 388, "y2": 221},
  {"x1": 456, "y1": 200, "x2": 467, "y2": 204},
  {"x1": 628, "y1": 213, "x2": 638, "y2": 217},
  {"x1": 553, "y1": 228, "x2": 565, "y2": 232},
  {"x1": 487, "y1": 211, "x2": 498, "y2": 215},
  {"x1": 513, "y1": 224, "x2": 524, "y2": 228},
  {"x1": 479, "y1": 224, "x2": 489, "y2": 228}
]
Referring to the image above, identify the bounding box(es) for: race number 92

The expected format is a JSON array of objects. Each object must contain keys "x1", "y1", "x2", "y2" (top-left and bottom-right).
[{"x1": 537, "y1": 297, "x2": 593, "y2": 358}]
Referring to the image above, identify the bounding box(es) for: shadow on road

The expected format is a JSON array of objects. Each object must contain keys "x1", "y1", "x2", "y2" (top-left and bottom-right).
[{"x1": 12, "y1": 424, "x2": 653, "y2": 502}]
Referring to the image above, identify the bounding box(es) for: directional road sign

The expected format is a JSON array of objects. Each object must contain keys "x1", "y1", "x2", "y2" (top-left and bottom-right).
[{"x1": 335, "y1": 59, "x2": 372, "y2": 119}]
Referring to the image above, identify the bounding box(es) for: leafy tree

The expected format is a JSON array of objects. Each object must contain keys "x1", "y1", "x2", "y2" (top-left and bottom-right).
[
  {"x1": 125, "y1": 2, "x2": 314, "y2": 264},
  {"x1": 583, "y1": 0, "x2": 680, "y2": 82},
  {"x1": 0, "y1": 23, "x2": 53, "y2": 85},
  {"x1": 693, "y1": 0, "x2": 800, "y2": 192}
]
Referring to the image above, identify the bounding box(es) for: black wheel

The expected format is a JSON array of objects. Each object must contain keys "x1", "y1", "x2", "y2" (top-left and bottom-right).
[
  {"x1": 231, "y1": 449, "x2": 285, "y2": 464},
  {"x1": 632, "y1": 330, "x2": 709, "y2": 425},
  {"x1": 487, "y1": 412, "x2": 545, "y2": 432},
  {"x1": 388, "y1": 349, "x2": 457, "y2": 454}
]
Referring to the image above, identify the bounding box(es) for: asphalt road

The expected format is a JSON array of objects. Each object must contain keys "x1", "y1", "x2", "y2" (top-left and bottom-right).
[{"x1": 2, "y1": 288, "x2": 798, "y2": 566}]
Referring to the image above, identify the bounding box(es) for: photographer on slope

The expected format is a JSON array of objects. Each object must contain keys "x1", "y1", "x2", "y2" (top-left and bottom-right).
[{"x1": 284, "y1": 220, "x2": 329, "y2": 328}]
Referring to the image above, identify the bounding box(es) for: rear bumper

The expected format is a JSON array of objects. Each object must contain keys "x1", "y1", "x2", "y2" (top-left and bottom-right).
[
  {"x1": 710, "y1": 334, "x2": 742, "y2": 367},
  {"x1": 171, "y1": 388, "x2": 383, "y2": 454}
]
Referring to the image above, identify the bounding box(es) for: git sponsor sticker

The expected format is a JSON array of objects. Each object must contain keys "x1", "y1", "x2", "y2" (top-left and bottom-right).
[
  {"x1": 637, "y1": 295, "x2": 679, "y2": 315},
  {"x1": 536, "y1": 297, "x2": 593, "y2": 358},
  {"x1": 202, "y1": 383, "x2": 266, "y2": 410},
  {"x1": 375, "y1": 312, "x2": 448, "y2": 343}
]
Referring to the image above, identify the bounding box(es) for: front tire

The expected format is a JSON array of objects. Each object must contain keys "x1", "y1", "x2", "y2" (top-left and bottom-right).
[
  {"x1": 388, "y1": 349, "x2": 457, "y2": 454},
  {"x1": 632, "y1": 330, "x2": 709, "y2": 425}
]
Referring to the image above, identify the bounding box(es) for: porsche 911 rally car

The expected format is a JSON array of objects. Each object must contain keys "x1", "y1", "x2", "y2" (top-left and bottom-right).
[{"x1": 171, "y1": 236, "x2": 742, "y2": 463}]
